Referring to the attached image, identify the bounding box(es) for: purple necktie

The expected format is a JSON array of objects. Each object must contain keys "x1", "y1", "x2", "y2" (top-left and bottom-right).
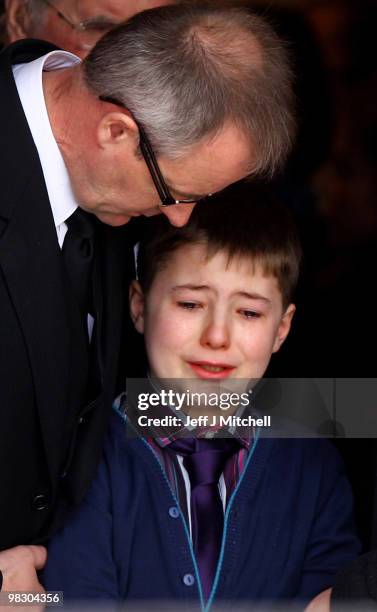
[{"x1": 167, "y1": 437, "x2": 241, "y2": 599}]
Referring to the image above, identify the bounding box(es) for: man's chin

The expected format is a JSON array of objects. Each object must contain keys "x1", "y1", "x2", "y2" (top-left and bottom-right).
[
  {"x1": 96, "y1": 213, "x2": 132, "y2": 226},
  {"x1": 143, "y1": 207, "x2": 162, "y2": 217}
]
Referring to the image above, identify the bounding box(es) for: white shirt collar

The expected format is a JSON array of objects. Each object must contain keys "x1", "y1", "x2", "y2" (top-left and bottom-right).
[{"x1": 12, "y1": 50, "x2": 81, "y2": 229}]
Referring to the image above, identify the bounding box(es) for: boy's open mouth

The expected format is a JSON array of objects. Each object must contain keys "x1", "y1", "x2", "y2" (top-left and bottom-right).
[{"x1": 188, "y1": 361, "x2": 236, "y2": 379}]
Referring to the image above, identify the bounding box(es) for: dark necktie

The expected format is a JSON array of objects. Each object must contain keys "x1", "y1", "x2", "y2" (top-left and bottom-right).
[
  {"x1": 167, "y1": 437, "x2": 241, "y2": 599},
  {"x1": 62, "y1": 208, "x2": 96, "y2": 335}
]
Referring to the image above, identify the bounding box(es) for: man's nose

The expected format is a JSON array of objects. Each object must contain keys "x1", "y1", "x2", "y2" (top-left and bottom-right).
[
  {"x1": 200, "y1": 316, "x2": 230, "y2": 350},
  {"x1": 160, "y1": 203, "x2": 196, "y2": 227}
]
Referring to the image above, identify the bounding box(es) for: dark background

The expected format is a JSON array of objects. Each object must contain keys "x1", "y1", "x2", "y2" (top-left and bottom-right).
[
  {"x1": 244, "y1": 0, "x2": 377, "y2": 554},
  {"x1": 238, "y1": 0, "x2": 377, "y2": 553}
]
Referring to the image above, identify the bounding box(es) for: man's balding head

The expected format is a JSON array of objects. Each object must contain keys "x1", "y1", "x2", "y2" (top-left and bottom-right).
[
  {"x1": 84, "y1": 4, "x2": 296, "y2": 176},
  {"x1": 41, "y1": 4, "x2": 296, "y2": 227}
]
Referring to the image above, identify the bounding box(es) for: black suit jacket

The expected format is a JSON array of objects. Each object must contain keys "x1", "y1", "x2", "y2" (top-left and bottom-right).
[{"x1": 0, "y1": 40, "x2": 135, "y2": 549}]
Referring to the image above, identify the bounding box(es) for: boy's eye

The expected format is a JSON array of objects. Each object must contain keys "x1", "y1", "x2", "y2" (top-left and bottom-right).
[
  {"x1": 177, "y1": 301, "x2": 201, "y2": 310},
  {"x1": 239, "y1": 309, "x2": 260, "y2": 319}
]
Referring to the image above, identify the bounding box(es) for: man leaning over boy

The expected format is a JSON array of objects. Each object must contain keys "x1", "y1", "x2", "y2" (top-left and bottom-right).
[{"x1": 0, "y1": 3, "x2": 295, "y2": 596}]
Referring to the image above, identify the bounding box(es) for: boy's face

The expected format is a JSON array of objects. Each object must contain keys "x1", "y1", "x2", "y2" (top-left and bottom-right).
[{"x1": 130, "y1": 243, "x2": 295, "y2": 382}]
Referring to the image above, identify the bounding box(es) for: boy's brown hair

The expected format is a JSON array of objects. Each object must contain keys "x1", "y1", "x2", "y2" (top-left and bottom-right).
[{"x1": 137, "y1": 183, "x2": 302, "y2": 309}]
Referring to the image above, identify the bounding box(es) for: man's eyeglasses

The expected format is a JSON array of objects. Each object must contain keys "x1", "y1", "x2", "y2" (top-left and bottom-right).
[
  {"x1": 99, "y1": 95, "x2": 211, "y2": 207},
  {"x1": 40, "y1": 0, "x2": 119, "y2": 36}
]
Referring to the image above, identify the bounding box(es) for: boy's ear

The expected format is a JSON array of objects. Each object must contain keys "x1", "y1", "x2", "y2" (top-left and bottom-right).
[
  {"x1": 272, "y1": 303, "x2": 296, "y2": 353},
  {"x1": 129, "y1": 280, "x2": 145, "y2": 334}
]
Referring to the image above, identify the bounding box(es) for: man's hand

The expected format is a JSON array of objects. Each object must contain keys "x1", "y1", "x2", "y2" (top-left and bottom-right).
[{"x1": 0, "y1": 545, "x2": 47, "y2": 598}]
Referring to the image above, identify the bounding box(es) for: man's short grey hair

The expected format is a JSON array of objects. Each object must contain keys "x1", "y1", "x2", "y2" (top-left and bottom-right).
[{"x1": 83, "y1": 4, "x2": 296, "y2": 177}]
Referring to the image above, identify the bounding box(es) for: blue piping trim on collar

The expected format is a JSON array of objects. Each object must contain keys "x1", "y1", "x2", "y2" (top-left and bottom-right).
[
  {"x1": 205, "y1": 427, "x2": 261, "y2": 612},
  {"x1": 113, "y1": 402, "x2": 206, "y2": 611}
]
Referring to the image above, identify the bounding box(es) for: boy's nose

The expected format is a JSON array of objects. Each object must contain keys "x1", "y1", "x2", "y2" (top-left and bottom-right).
[
  {"x1": 160, "y1": 203, "x2": 196, "y2": 227},
  {"x1": 200, "y1": 318, "x2": 230, "y2": 350}
]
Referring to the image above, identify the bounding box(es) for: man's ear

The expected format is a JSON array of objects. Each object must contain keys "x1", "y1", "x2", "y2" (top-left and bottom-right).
[
  {"x1": 272, "y1": 303, "x2": 296, "y2": 353},
  {"x1": 5, "y1": 0, "x2": 33, "y2": 42},
  {"x1": 129, "y1": 280, "x2": 145, "y2": 334},
  {"x1": 97, "y1": 111, "x2": 139, "y2": 150}
]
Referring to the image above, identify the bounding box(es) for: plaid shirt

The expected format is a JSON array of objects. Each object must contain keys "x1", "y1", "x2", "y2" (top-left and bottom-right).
[{"x1": 114, "y1": 391, "x2": 253, "y2": 532}]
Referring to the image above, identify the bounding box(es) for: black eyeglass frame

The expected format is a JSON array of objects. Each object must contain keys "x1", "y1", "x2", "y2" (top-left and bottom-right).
[
  {"x1": 40, "y1": 0, "x2": 115, "y2": 33},
  {"x1": 99, "y1": 95, "x2": 209, "y2": 207}
]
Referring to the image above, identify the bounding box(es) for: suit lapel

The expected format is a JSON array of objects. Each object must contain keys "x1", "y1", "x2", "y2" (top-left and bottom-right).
[
  {"x1": 0, "y1": 42, "x2": 88, "y2": 485},
  {"x1": 0, "y1": 172, "x2": 89, "y2": 484}
]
